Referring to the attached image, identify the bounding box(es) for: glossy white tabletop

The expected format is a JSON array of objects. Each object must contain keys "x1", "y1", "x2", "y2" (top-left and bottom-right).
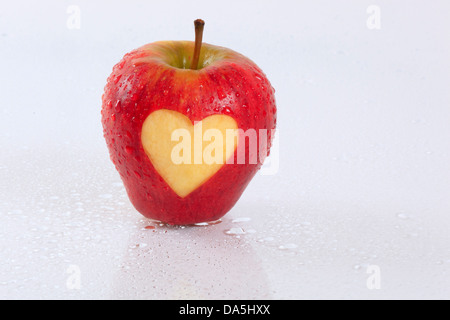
[{"x1": 1, "y1": 0, "x2": 449, "y2": 299}]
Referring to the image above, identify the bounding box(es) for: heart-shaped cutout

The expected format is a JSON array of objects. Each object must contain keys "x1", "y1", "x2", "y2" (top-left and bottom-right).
[{"x1": 141, "y1": 109, "x2": 238, "y2": 198}]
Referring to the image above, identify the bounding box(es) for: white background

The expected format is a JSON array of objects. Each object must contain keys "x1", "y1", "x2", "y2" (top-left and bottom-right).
[{"x1": 1, "y1": 0, "x2": 450, "y2": 299}]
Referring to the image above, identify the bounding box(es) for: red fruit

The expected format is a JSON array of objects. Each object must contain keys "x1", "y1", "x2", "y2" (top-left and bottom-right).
[{"x1": 101, "y1": 20, "x2": 276, "y2": 225}]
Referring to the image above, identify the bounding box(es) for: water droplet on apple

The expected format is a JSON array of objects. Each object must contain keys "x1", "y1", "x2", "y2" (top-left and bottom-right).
[
  {"x1": 134, "y1": 171, "x2": 141, "y2": 179},
  {"x1": 224, "y1": 107, "x2": 233, "y2": 115},
  {"x1": 111, "y1": 114, "x2": 116, "y2": 122},
  {"x1": 242, "y1": 104, "x2": 247, "y2": 108},
  {"x1": 114, "y1": 100, "x2": 122, "y2": 112},
  {"x1": 114, "y1": 75, "x2": 122, "y2": 84},
  {"x1": 125, "y1": 146, "x2": 134, "y2": 154},
  {"x1": 107, "y1": 100, "x2": 113, "y2": 109},
  {"x1": 117, "y1": 60, "x2": 125, "y2": 69},
  {"x1": 131, "y1": 93, "x2": 139, "y2": 102}
]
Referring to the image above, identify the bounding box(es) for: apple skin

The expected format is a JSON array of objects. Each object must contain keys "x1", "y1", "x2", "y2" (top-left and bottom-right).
[{"x1": 101, "y1": 41, "x2": 276, "y2": 225}]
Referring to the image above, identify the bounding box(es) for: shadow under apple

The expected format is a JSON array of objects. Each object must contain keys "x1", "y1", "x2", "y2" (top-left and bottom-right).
[{"x1": 109, "y1": 213, "x2": 272, "y2": 299}]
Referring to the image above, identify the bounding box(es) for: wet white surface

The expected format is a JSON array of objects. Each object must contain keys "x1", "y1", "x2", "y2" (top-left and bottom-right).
[{"x1": 1, "y1": 1, "x2": 450, "y2": 299}]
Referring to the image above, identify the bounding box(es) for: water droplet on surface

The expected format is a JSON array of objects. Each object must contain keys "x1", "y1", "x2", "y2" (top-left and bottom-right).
[
  {"x1": 193, "y1": 222, "x2": 209, "y2": 226},
  {"x1": 231, "y1": 217, "x2": 251, "y2": 223},
  {"x1": 397, "y1": 213, "x2": 409, "y2": 220},
  {"x1": 99, "y1": 194, "x2": 113, "y2": 199},
  {"x1": 279, "y1": 243, "x2": 298, "y2": 250},
  {"x1": 224, "y1": 227, "x2": 245, "y2": 236},
  {"x1": 191, "y1": 220, "x2": 221, "y2": 227},
  {"x1": 406, "y1": 232, "x2": 419, "y2": 238}
]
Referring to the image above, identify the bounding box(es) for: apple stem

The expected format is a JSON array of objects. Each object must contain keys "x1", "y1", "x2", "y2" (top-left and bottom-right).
[{"x1": 191, "y1": 19, "x2": 205, "y2": 70}]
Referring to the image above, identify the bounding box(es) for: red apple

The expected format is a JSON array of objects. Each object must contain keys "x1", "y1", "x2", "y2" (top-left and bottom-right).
[{"x1": 101, "y1": 20, "x2": 276, "y2": 225}]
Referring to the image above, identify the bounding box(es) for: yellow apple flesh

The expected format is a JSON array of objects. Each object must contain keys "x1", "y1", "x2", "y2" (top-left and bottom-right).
[{"x1": 141, "y1": 109, "x2": 238, "y2": 198}]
